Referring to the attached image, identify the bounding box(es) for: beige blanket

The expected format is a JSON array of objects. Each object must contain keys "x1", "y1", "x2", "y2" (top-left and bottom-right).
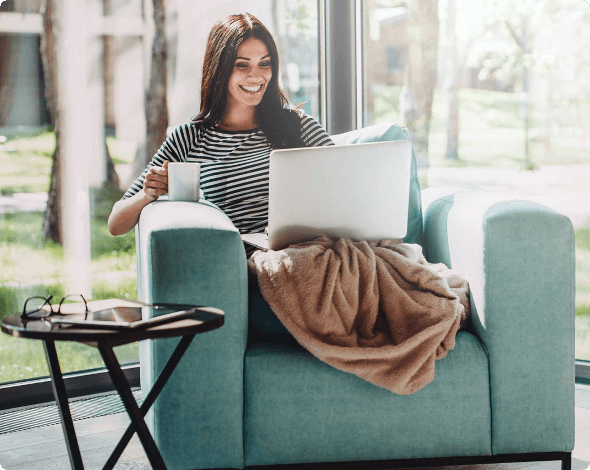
[{"x1": 248, "y1": 237, "x2": 470, "y2": 395}]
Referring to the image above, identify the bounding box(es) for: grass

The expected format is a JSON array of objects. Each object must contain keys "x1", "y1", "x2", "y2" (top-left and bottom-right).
[
  {"x1": 2, "y1": 86, "x2": 590, "y2": 372},
  {"x1": 0, "y1": 274, "x2": 139, "y2": 383},
  {"x1": 106, "y1": 136, "x2": 137, "y2": 165},
  {"x1": 0, "y1": 127, "x2": 54, "y2": 194},
  {"x1": 0, "y1": 185, "x2": 139, "y2": 383},
  {"x1": 372, "y1": 86, "x2": 590, "y2": 169},
  {"x1": 575, "y1": 224, "x2": 590, "y2": 323},
  {"x1": 0, "y1": 131, "x2": 136, "y2": 194}
]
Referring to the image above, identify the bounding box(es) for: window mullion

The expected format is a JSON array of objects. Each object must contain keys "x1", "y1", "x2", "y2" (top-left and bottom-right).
[{"x1": 323, "y1": 0, "x2": 357, "y2": 135}]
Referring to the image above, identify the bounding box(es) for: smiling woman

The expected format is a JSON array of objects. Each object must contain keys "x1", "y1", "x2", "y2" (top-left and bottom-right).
[
  {"x1": 108, "y1": 12, "x2": 333, "y2": 257},
  {"x1": 222, "y1": 38, "x2": 273, "y2": 130}
]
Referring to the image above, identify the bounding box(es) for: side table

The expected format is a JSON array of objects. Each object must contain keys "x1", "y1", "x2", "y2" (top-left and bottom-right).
[{"x1": 1, "y1": 304, "x2": 224, "y2": 470}]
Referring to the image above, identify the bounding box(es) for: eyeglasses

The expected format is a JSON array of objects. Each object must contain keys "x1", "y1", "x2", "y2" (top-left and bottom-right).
[{"x1": 21, "y1": 294, "x2": 89, "y2": 322}]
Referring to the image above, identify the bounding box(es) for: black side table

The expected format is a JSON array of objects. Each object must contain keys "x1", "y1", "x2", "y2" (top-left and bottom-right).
[{"x1": 1, "y1": 304, "x2": 224, "y2": 470}]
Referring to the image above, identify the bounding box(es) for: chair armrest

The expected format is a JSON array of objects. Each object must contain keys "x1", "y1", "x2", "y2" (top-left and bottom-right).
[
  {"x1": 136, "y1": 199, "x2": 248, "y2": 469},
  {"x1": 422, "y1": 187, "x2": 575, "y2": 455}
]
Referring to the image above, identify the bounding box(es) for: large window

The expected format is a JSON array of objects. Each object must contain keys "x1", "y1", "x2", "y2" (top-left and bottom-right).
[
  {"x1": 361, "y1": 0, "x2": 590, "y2": 361},
  {"x1": 0, "y1": 0, "x2": 140, "y2": 392},
  {"x1": 2, "y1": 0, "x2": 589, "y2": 405},
  {"x1": 0, "y1": 0, "x2": 321, "y2": 402}
]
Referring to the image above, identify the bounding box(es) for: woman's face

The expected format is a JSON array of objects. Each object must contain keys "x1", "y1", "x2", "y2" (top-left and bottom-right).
[{"x1": 225, "y1": 37, "x2": 273, "y2": 113}]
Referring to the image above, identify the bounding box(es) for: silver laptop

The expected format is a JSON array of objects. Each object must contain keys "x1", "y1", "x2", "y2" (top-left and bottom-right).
[{"x1": 241, "y1": 140, "x2": 412, "y2": 251}]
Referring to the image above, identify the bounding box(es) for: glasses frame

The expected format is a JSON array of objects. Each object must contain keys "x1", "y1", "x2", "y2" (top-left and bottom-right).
[{"x1": 21, "y1": 294, "x2": 89, "y2": 322}]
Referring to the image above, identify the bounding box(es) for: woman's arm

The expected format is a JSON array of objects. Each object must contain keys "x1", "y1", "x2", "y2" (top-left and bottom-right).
[
  {"x1": 300, "y1": 114, "x2": 334, "y2": 147},
  {"x1": 109, "y1": 123, "x2": 200, "y2": 235},
  {"x1": 108, "y1": 161, "x2": 169, "y2": 235}
]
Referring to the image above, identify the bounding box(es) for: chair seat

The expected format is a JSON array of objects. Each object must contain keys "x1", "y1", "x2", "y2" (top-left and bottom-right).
[{"x1": 244, "y1": 331, "x2": 492, "y2": 466}]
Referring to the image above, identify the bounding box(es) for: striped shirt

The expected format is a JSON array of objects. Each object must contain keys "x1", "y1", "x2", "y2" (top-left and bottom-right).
[{"x1": 123, "y1": 113, "x2": 334, "y2": 244}]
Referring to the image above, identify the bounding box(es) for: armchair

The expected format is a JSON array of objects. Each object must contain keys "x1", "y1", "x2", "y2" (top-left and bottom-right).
[{"x1": 136, "y1": 123, "x2": 575, "y2": 470}]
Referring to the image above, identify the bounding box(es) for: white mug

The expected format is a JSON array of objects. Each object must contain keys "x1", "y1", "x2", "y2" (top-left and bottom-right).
[{"x1": 168, "y1": 162, "x2": 200, "y2": 202}]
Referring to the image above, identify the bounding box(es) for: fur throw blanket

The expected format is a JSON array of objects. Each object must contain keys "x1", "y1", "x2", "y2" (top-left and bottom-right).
[{"x1": 248, "y1": 237, "x2": 470, "y2": 395}]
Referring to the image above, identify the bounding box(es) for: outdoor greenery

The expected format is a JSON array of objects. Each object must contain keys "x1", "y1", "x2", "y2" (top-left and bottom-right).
[
  {"x1": 576, "y1": 224, "x2": 590, "y2": 314},
  {"x1": 1, "y1": 86, "x2": 590, "y2": 382},
  {"x1": 373, "y1": 86, "x2": 590, "y2": 169},
  {"x1": 0, "y1": 186, "x2": 138, "y2": 383}
]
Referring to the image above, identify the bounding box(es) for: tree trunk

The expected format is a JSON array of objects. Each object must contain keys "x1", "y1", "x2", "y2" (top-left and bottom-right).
[
  {"x1": 444, "y1": 0, "x2": 459, "y2": 160},
  {"x1": 144, "y1": 0, "x2": 169, "y2": 165},
  {"x1": 403, "y1": 0, "x2": 439, "y2": 167},
  {"x1": 105, "y1": 139, "x2": 120, "y2": 188},
  {"x1": 40, "y1": 0, "x2": 62, "y2": 244}
]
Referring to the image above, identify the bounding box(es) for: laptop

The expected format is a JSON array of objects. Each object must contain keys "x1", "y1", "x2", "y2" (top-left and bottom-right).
[{"x1": 241, "y1": 140, "x2": 412, "y2": 251}]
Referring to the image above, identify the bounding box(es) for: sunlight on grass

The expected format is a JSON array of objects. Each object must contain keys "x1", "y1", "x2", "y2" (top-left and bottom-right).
[
  {"x1": 0, "y1": 333, "x2": 139, "y2": 383},
  {"x1": 0, "y1": 129, "x2": 54, "y2": 194},
  {"x1": 575, "y1": 224, "x2": 590, "y2": 359},
  {"x1": 372, "y1": 86, "x2": 590, "y2": 169},
  {"x1": 106, "y1": 136, "x2": 137, "y2": 165},
  {"x1": 0, "y1": 208, "x2": 140, "y2": 382},
  {"x1": 2, "y1": 89, "x2": 590, "y2": 376}
]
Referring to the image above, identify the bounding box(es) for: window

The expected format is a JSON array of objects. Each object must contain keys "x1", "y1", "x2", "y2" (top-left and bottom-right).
[
  {"x1": 3, "y1": 0, "x2": 588, "y2": 404},
  {"x1": 269, "y1": 0, "x2": 322, "y2": 120},
  {"x1": 0, "y1": 0, "x2": 322, "y2": 403},
  {"x1": 360, "y1": 0, "x2": 590, "y2": 364}
]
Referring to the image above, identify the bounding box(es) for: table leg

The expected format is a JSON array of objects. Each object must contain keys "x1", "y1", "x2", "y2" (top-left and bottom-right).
[
  {"x1": 98, "y1": 342, "x2": 167, "y2": 470},
  {"x1": 102, "y1": 334, "x2": 196, "y2": 470},
  {"x1": 44, "y1": 340, "x2": 85, "y2": 470}
]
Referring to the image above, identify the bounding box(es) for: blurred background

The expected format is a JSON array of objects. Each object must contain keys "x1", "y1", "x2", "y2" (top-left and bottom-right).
[{"x1": 0, "y1": 0, "x2": 589, "y2": 390}]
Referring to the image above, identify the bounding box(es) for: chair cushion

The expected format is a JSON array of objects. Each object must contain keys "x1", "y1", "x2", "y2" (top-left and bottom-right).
[
  {"x1": 249, "y1": 280, "x2": 291, "y2": 338},
  {"x1": 249, "y1": 123, "x2": 424, "y2": 340},
  {"x1": 244, "y1": 331, "x2": 491, "y2": 466},
  {"x1": 331, "y1": 123, "x2": 423, "y2": 247}
]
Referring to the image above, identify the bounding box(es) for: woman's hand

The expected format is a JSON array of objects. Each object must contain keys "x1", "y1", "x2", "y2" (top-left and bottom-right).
[{"x1": 143, "y1": 160, "x2": 169, "y2": 200}]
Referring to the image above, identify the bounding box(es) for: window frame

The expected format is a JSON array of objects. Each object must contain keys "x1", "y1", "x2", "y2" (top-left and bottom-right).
[
  {"x1": 2, "y1": 0, "x2": 588, "y2": 412},
  {"x1": 0, "y1": 365, "x2": 140, "y2": 410}
]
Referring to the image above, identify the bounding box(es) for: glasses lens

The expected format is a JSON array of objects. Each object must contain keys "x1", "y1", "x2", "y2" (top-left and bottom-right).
[
  {"x1": 23, "y1": 297, "x2": 51, "y2": 318},
  {"x1": 58, "y1": 294, "x2": 88, "y2": 316}
]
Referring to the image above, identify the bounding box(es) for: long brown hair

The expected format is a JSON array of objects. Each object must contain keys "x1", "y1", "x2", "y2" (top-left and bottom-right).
[{"x1": 192, "y1": 13, "x2": 306, "y2": 149}]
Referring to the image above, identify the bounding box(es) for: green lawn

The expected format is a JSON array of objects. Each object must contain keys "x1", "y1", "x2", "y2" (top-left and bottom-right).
[
  {"x1": 0, "y1": 196, "x2": 138, "y2": 383},
  {"x1": 0, "y1": 130, "x2": 135, "y2": 194},
  {"x1": 1, "y1": 86, "x2": 590, "y2": 377},
  {"x1": 0, "y1": 128, "x2": 54, "y2": 194},
  {"x1": 0, "y1": 129, "x2": 140, "y2": 383},
  {"x1": 373, "y1": 86, "x2": 590, "y2": 169}
]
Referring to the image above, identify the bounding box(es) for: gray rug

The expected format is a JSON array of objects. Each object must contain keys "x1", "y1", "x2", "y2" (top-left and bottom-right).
[{"x1": 0, "y1": 389, "x2": 143, "y2": 434}]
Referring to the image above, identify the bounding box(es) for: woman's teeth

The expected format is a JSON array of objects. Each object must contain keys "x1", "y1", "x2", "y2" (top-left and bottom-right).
[{"x1": 241, "y1": 84, "x2": 263, "y2": 93}]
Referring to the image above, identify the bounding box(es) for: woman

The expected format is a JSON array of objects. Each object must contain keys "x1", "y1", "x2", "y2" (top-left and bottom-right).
[{"x1": 108, "y1": 12, "x2": 333, "y2": 257}]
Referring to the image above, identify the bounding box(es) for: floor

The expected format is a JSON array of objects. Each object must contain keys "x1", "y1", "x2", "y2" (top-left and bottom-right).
[{"x1": 2, "y1": 386, "x2": 590, "y2": 470}]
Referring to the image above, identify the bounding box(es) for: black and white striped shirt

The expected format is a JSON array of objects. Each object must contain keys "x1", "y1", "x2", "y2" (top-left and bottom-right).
[{"x1": 123, "y1": 113, "x2": 334, "y2": 238}]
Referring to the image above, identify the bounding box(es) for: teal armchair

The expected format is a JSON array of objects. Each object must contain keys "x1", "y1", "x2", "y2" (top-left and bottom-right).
[{"x1": 136, "y1": 124, "x2": 575, "y2": 470}]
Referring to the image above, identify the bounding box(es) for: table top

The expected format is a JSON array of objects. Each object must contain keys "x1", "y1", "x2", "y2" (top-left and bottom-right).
[{"x1": 1, "y1": 304, "x2": 224, "y2": 346}]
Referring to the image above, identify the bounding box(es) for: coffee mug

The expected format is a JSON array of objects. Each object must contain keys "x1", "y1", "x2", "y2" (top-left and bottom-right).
[{"x1": 168, "y1": 162, "x2": 200, "y2": 202}]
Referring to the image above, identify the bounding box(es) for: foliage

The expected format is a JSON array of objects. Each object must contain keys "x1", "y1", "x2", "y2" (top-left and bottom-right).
[
  {"x1": 0, "y1": 210, "x2": 138, "y2": 382},
  {"x1": 0, "y1": 212, "x2": 136, "y2": 285},
  {"x1": 373, "y1": 86, "x2": 590, "y2": 168},
  {"x1": 106, "y1": 136, "x2": 136, "y2": 165},
  {"x1": 578, "y1": 304, "x2": 590, "y2": 318},
  {"x1": 0, "y1": 332, "x2": 138, "y2": 383},
  {"x1": 0, "y1": 129, "x2": 54, "y2": 194},
  {"x1": 576, "y1": 226, "x2": 590, "y2": 253},
  {"x1": 90, "y1": 183, "x2": 125, "y2": 221},
  {"x1": 0, "y1": 283, "x2": 65, "y2": 323},
  {"x1": 283, "y1": 0, "x2": 315, "y2": 39}
]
